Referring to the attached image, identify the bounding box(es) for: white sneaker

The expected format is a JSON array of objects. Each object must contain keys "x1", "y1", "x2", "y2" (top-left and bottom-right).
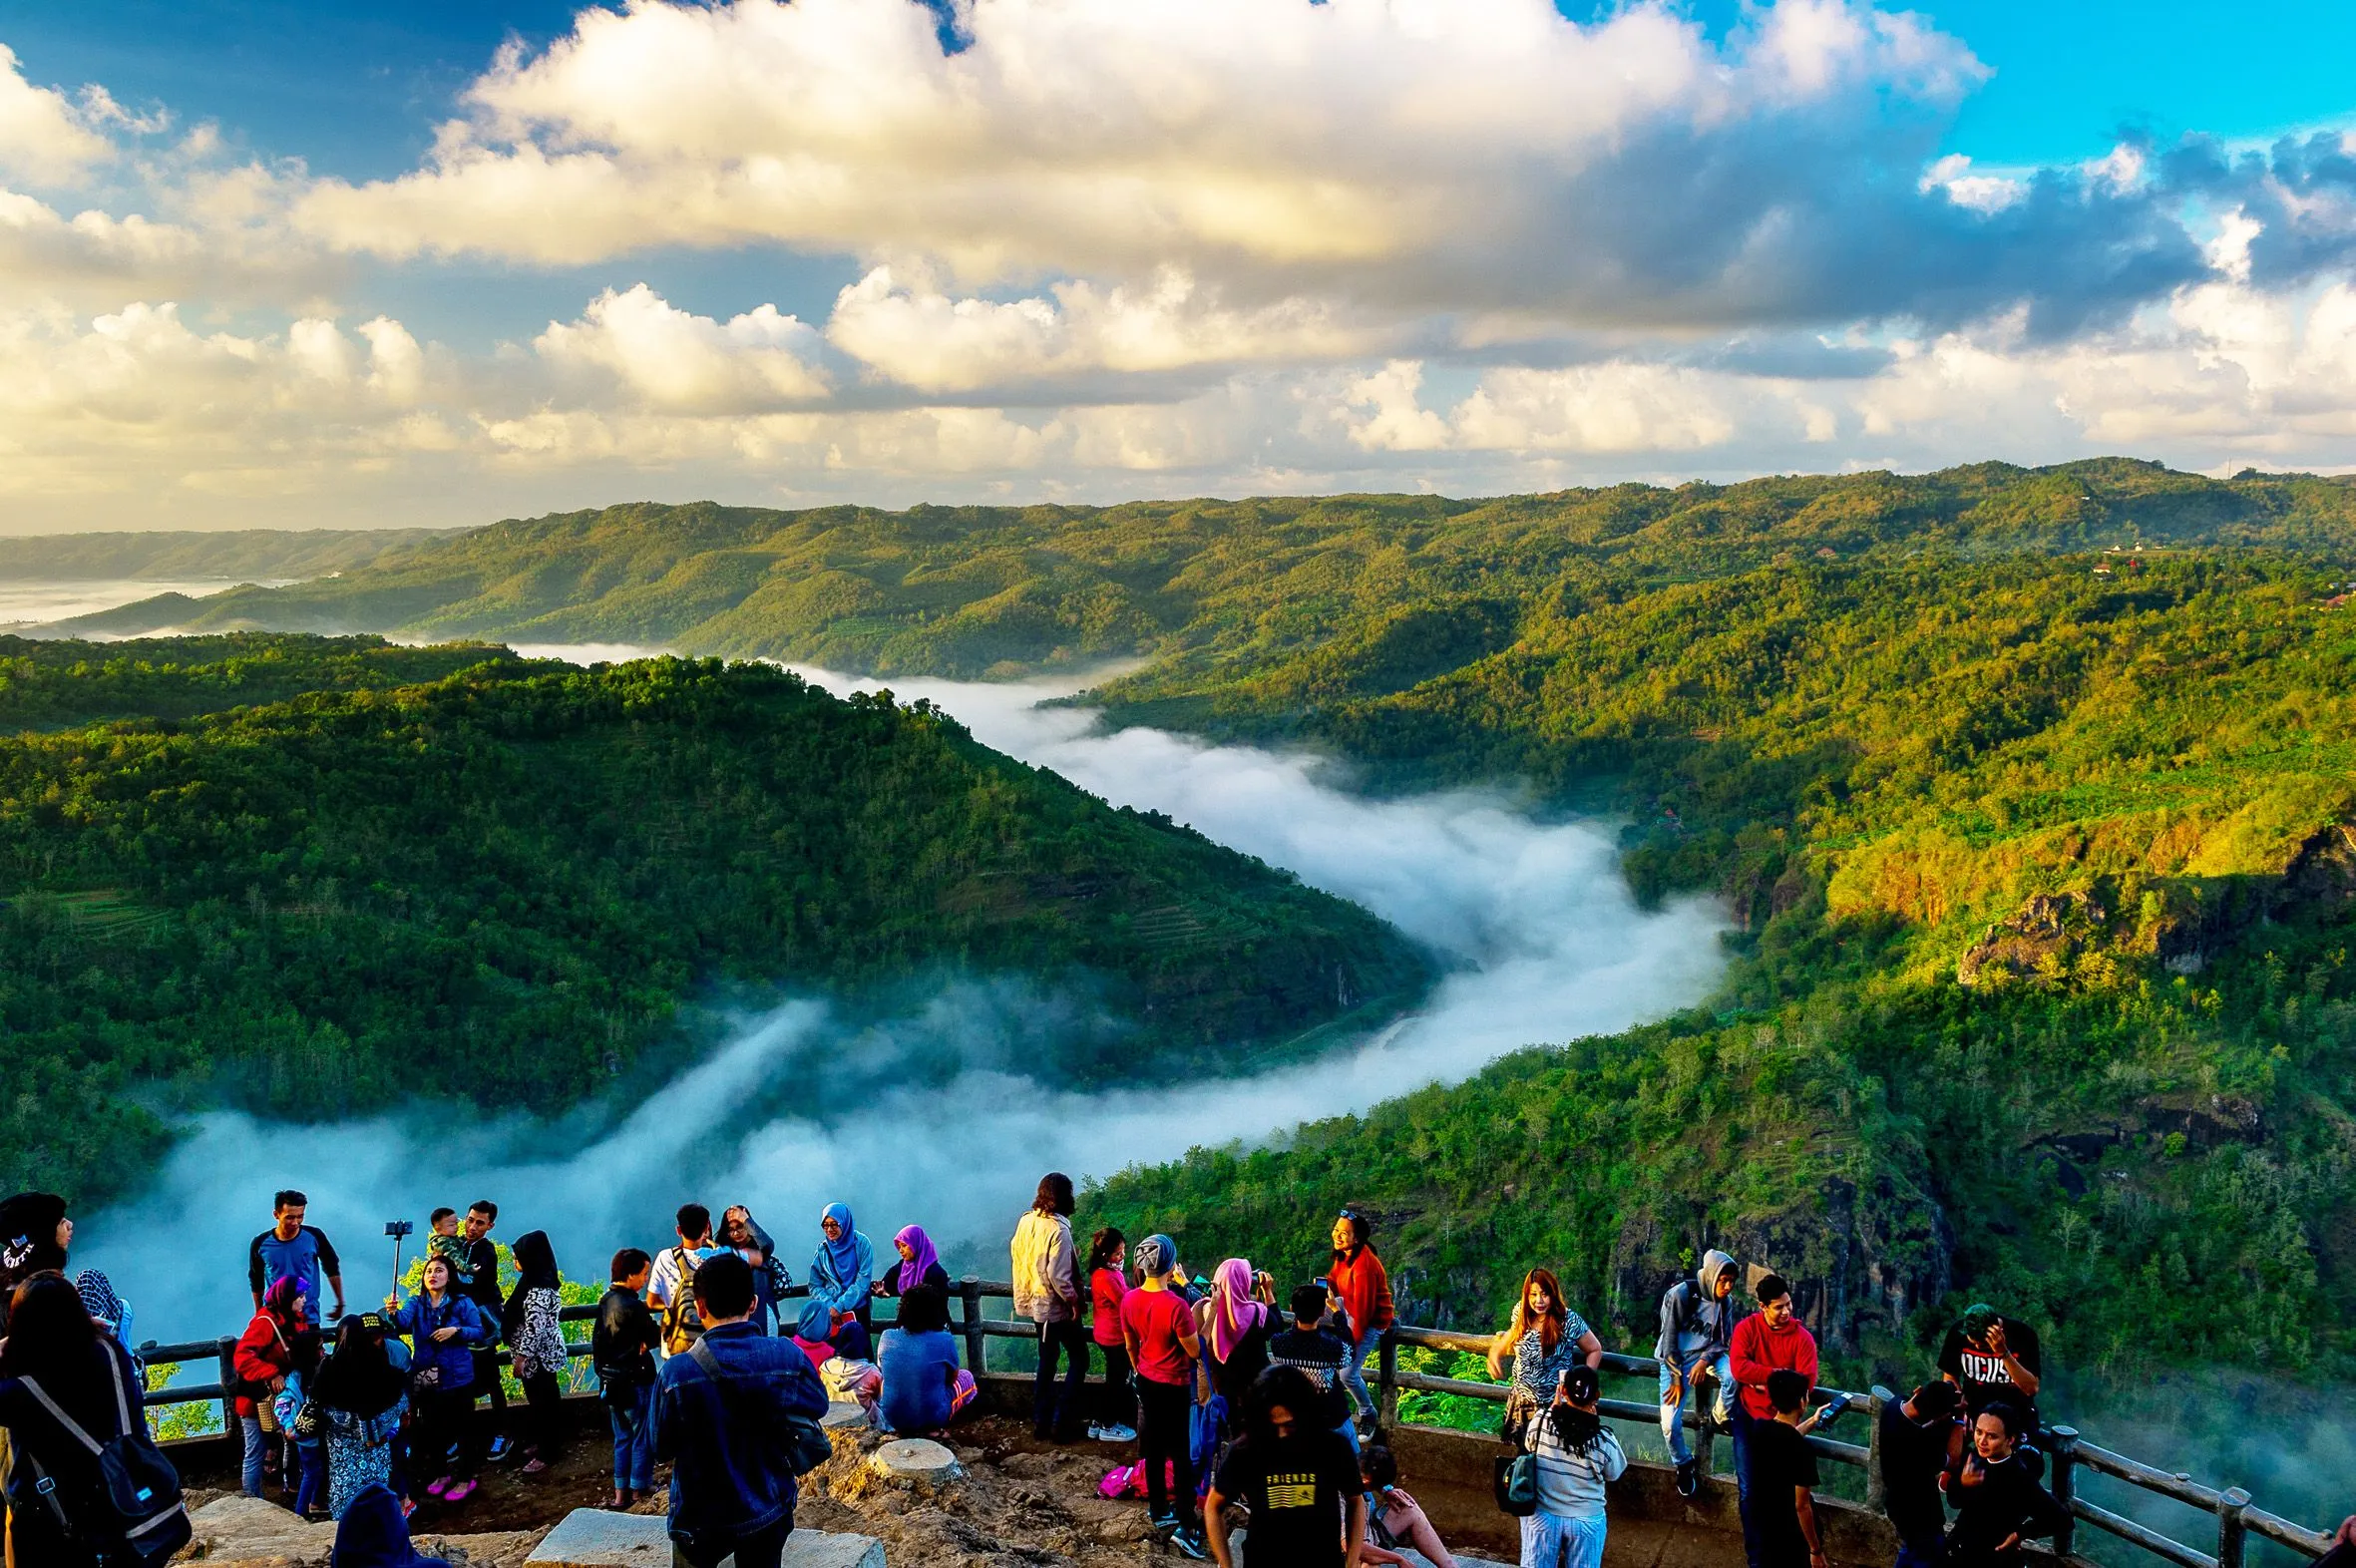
[{"x1": 1090, "y1": 1423, "x2": 1137, "y2": 1442}]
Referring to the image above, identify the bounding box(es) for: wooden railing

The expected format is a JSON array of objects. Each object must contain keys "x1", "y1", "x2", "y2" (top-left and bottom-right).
[{"x1": 137, "y1": 1280, "x2": 2335, "y2": 1568}]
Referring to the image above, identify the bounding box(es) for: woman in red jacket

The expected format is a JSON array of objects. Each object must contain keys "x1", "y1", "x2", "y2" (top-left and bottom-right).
[
  {"x1": 1324, "y1": 1207, "x2": 1392, "y2": 1430},
  {"x1": 234, "y1": 1276, "x2": 316, "y2": 1499}
]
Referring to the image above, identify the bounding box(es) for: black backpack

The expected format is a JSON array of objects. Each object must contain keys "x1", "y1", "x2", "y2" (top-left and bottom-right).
[
  {"x1": 687, "y1": 1337, "x2": 834, "y2": 1477},
  {"x1": 19, "y1": 1345, "x2": 192, "y2": 1566}
]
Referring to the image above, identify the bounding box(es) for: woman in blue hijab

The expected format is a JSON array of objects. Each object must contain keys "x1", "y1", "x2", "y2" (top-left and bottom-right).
[
  {"x1": 808, "y1": 1202, "x2": 876, "y2": 1332},
  {"x1": 331, "y1": 1482, "x2": 450, "y2": 1567}
]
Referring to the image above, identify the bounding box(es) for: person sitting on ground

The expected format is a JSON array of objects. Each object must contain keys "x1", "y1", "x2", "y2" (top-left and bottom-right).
[
  {"x1": 1123, "y1": 1233, "x2": 1209, "y2": 1560},
  {"x1": 650, "y1": 1203, "x2": 726, "y2": 1358},
  {"x1": 654, "y1": 1252, "x2": 831, "y2": 1568},
  {"x1": 593, "y1": 1247, "x2": 663, "y2": 1511},
  {"x1": 1487, "y1": 1268, "x2": 1604, "y2": 1439},
  {"x1": 1941, "y1": 1401, "x2": 2066, "y2": 1568},
  {"x1": 1658, "y1": 1248, "x2": 1740, "y2": 1498},
  {"x1": 790, "y1": 1301, "x2": 881, "y2": 1421},
  {"x1": 1202, "y1": 1259, "x2": 1281, "y2": 1420},
  {"x1": 874, "y1": 1223, "x2": 951, "y2": 1301},
  {"x1": 1730, "y1": 1274, "x2": 1819, "y2": 1568},
  {"x1": 876, "y1": 1283, "x2": 979, "y2": 1436},
  {"x1": 720, "y1": 1205, "x2": 789, "y2": 1336},
  {"x1": 1324, "y1": 1208, "x2": 1393, "y2": 1435},
  {"x1": 332, "y1": 1481, "x2": 453, "y2": 1568},
  {"x1": 1878, "y1": 1380, "x2": 1965, "y2": 1568},
  {"x1": 0, "y1": 1272, "x2": 194, "y2": 1567},
  {"x1": 1085, "y1": 1227, "x2": 1137, "y2": 1443},
  {"x1": 501, "y1": 1230, "x2": 569, "y2": 1475},
  {"x1": 1357, "y1": 1443, "x2": 1457, "y2": 1568},
  {"x1": 1206, "y1": 1364, "x2": 1366, "y2": 1568},
  {"x1": 1012, "y1": 1173, "x2": 1087, "y2": 1442},
  {"x1": 1266, "y1": 1283, "x2": 1355, "y2": 1447},
  {"x1": 309, "y1": 1313, "x2": 409, "y2": 1521},
  {"x1": 1938, "y1": 1305, "x2": 2043, "y2": 1430},
  {"x1": 235, "y1": 1275, "x2": 318, "y2": 1500},
  {"x1": 1521, "y1": 1364, "x2": 1627, "y2": 1568},
  {"x1": 384, "y1": 1255, "x2": 494, "y2": 1506},
  {"x1": 810, "y1": 1202, "x2": 877, "y2": 1333}
]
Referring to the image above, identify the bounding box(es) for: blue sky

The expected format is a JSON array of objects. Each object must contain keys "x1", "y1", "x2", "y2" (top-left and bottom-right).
[{"x1": 0, "y1": 0, "x2": 2351, "y2": 531}]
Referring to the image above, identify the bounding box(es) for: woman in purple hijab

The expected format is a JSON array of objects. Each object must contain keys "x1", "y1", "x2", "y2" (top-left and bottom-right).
[{"x1": 872, "y1": 1224, "x2": 952, "y2": 1303}]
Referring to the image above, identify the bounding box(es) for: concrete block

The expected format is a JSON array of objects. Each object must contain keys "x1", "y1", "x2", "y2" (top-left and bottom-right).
[
  {"x1": 187, "y1": 1494, "x2": 336, "y2": 1565},
  {"x1": 524, "y1": 1508, "x2": 883, "y2": 1568},
  {"x1": 820, "y1": 1400, "x2": 871, "y2": 1430},
  {"x1": 868, "y1": 1435, "x2": 962, "y2": 1485}
]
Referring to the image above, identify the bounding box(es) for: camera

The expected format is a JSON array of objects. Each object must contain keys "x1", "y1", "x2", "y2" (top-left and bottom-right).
[{"x1": 385, "y1": 1220, "x2": 414, "y2": 1239}]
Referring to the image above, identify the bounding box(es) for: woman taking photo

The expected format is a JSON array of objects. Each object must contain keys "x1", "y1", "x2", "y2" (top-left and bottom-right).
[
  {"x1": 308, "y1": 1315, "x2": 409, "y2": 1519},
  {"x1": 1487, "y1": 1268, "x2": 1603, "y2": 1439},
  {"x1": 386, "y1": 1255, "x2": 493, "y2": 1505}
]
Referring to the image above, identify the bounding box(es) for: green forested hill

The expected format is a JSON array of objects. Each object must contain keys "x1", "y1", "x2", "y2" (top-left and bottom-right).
[
  {"x1": 0, "y1": 527, "x2": 449, "y2": 586},
  {"x1": 0, "y1": 650, "x2": 1430, "y2": 1202},
  {"x1": 0, "y1": 633, "x2": 526, "y2": 729}
]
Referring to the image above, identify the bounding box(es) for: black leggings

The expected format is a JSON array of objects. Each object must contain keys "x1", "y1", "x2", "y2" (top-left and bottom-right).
[
  {"x1": 410, "y1": 1386, "x2": 481, "y2": 1491},
  {"x1": 522, "y1": 1370, "x2": 566, "y2": 1459},
  {"x1": 1136, "y1": 1375, "x2": 1196, "y2": 1527},
  {"x1": 1097, "y1": 1342, "x2": 1135, "y2": 1427}
]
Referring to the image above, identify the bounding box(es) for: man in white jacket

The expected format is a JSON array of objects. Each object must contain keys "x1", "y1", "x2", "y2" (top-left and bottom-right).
[{"x1": 1010, "y1": 1171, "x2": 1086, "y2": 1441}]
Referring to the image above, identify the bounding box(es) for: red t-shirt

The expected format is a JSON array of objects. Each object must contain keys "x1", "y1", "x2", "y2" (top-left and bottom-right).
[
  {"x1": 1121, "y1": 1286, "x2": 1195, "y2": 1384},
  {"x1": 1092, "y1": 1266, "x2": 1131, "y2": 1348}
]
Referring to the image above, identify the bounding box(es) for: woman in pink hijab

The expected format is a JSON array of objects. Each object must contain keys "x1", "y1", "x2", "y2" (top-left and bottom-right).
[{"x1": 1200, "y1": 1258, "x2": 1279, "y2": 1417}]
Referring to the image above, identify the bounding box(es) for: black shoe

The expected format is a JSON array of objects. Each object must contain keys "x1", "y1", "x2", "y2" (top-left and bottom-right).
[
  {"x1": 1171, "y1": 1526, "x2": 1210, "y2": 1560},
  {"x1": 487, "y1": 1435, "x2": 515, "y2": 1463},
  {"x1": 1676, "y1": 1457, "x2": 1700, "y2": 1497}
]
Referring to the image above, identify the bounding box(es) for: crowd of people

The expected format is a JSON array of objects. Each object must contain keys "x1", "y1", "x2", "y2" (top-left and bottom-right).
[{"x1": 0, "y1": 1183, "x2": 2352, "y2": 1568}]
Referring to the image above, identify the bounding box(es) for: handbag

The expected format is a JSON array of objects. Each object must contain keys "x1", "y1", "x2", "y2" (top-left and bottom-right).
[
  {"x1": 290, "y1": 1399, "x2": 323, "y2": 1441},
  {"x1": 1493, "y1": 1449, "x2": 1539, "y2": 1516}
]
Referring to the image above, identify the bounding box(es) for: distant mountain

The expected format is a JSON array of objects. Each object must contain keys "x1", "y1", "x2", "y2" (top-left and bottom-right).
[
  {"x1": 0, "y1": 646, "x2": 1434, "y2": 1202},
  {"x1": 0, "y1": 528, "x2": 454, "y2": 586}
]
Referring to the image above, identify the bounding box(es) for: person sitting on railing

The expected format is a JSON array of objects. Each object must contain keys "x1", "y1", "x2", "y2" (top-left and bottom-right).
[
  {"x1": 810, "y1": 1202, "x2": 877, "y2": 1337},
  {"x1": 383, "y1": 1255, "x2": 495, "y2": 1507},
  {"x1": 1356, "y1": 1441, "x2": 1457, "y2": 1568},
  {"x1": 1937, "y1": 1307, "x2": 2042, "y2": 1433},
  {"x1": 1485, "y1": 1268, "x2": 1603, "y2": 1443},
  {"x1": 1520, "y1": 1363, "x2": 1628, "y2": 1568},
  {"x1": 876, "y1": 1283, "x2": 979, "y2": 1436},
  {"x1": 1657, "y1": 1247, "x2": 1741, "y2": 1499},
  {"x1": 1730, "y1": 1274, "x2": 1817, "y2": 1568},
  {"x1": 1878, "y1": 1379, "x2": 1965, "y2": 1568},
  {"x1": 1205, "y1": 1364, "x2": 1365, "y2": 1568},
  {"x1": 1325, "y1": 1208, "x2": 1393, "y2": 1436},
  {"x1": 1939, "y1": 1400, "x2": 2065, "y2": 1568}
]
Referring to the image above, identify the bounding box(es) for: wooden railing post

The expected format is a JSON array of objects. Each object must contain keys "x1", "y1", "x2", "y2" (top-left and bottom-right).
[
  {"x1": 959, "y1": 1276, "x2": 986, "y2": 1377},
  {"x1": 1376, "y1": 1327, "x2": 1398, "y2": 1427},
  {"x1": 214, "y1": 1336, "x2": 238, "y2": 1435},
  {"x1": 1866, "y1": 1385, "x2": 1896, "y2": 1514},
  {"x1": 2217, "y1": 1486, "x2": 2251, "y2": 1568},
  {"x1": 2048, "y1": 1425, "x2": 2080, "y2": 1557}
]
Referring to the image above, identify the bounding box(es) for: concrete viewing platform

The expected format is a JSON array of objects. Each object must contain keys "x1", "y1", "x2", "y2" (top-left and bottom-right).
[{"x1": 525, "y1": 1509, "x2": 885, "y2": 1568}]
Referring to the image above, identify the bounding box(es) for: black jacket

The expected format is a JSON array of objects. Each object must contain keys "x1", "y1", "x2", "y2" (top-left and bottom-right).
[
  {"x1": 594, "y1": 1285, "x2": 662, "y2": 1390},
  {"x1": 1946, "y1": 1447, "x2": 2067, "y2": 1564}
]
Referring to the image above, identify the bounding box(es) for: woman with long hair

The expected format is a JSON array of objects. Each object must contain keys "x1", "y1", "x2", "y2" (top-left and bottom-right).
[
  {"x1": 1010, "y1": 1172, "x2": 1085, "y2": 1441},
  {"x1": 1324, "y1": 1207, "x2": 1392, "y2": 1431},
  {"x1": 309, "y1": 1315, "x2": 409, "y2": 1519},
  {"x1": 386, "y1": 1254, "x2": 493, "y2": 1505},
  {"x1": 1203, "y1": 1365, "x2": 1365, "y2": 1568},
  {"x1": 1487, "y1": 1269, "x2": 1604, "y2": 1439},
  {"x1": 501, "y1": 1230, "x2": 568, "y2": 1474},
  {"x1": 1085, "y1": 1227, "x2": 1135, "y2": 1442},
  {"x1": 1521, "y1": 1365, "x2": 1626, "y2": 1568},
  {"x1": 0, "y1": 1272, "x2": 187, "y2": 1568}
]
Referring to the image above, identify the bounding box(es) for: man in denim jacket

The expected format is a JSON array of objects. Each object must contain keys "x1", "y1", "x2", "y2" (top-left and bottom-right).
[{"x1": 655, "y1": 1252, "x2": 830, "y2": 1568}]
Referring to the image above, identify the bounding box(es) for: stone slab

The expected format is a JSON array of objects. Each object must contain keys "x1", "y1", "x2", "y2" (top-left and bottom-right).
[
  {"x1": 820, "y1": 1401, "x2": 871, "y2": 1430},
  {"x1": 868, "y1": 1436, "x2": 961, "y2": 1484},
  {"x1": 187, "y1": 1494, "x2": 337, "y2": 1565},
  {"x1": 524, "y1": 1508, "x2": 882, "y2": 1568}
]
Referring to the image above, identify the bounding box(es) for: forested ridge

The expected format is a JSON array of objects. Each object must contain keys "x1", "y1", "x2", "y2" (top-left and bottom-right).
[
  {"x1": 0, "y1": 649, "x2": 1430, "y2": 1202},
  {"x1": 17, "y1": 456, "x2": 2356, "y2": 1390}
]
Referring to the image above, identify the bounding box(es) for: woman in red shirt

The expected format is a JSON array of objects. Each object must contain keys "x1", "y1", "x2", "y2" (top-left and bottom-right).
[
  {"x1": 1324, "y1": 1208, "x2": 1392, "y2": 1430},
  {"x1": 1086, "y1": 1227, "x2": 1136, "y2": 1443}
]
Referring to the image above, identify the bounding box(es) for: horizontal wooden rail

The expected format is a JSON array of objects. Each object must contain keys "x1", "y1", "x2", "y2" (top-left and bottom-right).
[
  {"x1": 2244, "y1": 1508, "x2": 2334, "y2": 1559},
  {"x1": 2073, "y1": 1496, "x2": 2220, "y2": 1568},
  {"x1": 2077, "y1": 1441, "x2": 2226, "y2": 1511}
]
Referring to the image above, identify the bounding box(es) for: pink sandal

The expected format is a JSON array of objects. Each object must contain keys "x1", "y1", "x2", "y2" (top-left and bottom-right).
[{"x1": 442, "y1": 1479, "x2": 478, "y2": 1503}]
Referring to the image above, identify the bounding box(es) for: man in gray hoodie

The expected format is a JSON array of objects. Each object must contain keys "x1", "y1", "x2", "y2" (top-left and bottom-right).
[{"x1": 1658, "y1": 1248, "x2": 1741, "y2": 1497}]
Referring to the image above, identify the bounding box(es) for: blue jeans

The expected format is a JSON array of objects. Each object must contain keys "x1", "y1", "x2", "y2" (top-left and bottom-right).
[
  {"x1": 1340, "y1": 1326, "x2": 1381, "y2": 1422},
  {"x1": 239, "y1": 1415, "x2": 268, "y2": 1497},
  {"x1": 609, "y1": 1380, "x2": 656, "y2": 1490},
  {"x1": 290, "y1": 1439, "x2": 324, "y2": 1516},
  {"x1": 1521, "y1": 1510, "x2": 1608, "y2": 1568},
  {"x1": 1896, "y1": 1536, "x2": 1948, "y2": 1568},
  {"x1": 1660, "y1": 1350, "x2": 1733, "y2": 1466},
  {"x1": 1732, "y1": 1400, "x2": 1765, "y2": 1568}
]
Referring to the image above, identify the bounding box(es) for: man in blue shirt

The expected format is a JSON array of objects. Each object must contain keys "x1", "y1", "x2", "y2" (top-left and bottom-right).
[
  {"x1": 246, "y1": 1189, "x2": 344, "y2": 1320},
  {"x1": 655, "y1": 1252, "x2": 829, "y2": 1568}
]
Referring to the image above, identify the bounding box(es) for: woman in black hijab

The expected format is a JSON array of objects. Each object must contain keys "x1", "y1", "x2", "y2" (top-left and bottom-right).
[
  {"x1": 310, "y1": 1315, "x2": 411, "y2": 1519},
  {"x1": 501, "y1": 1231, "x2": 569, "y2": 1473}
]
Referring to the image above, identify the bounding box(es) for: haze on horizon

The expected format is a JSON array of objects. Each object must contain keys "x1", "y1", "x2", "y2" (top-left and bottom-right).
[{"x1": 1, "y1": 0, "x2": 2355, "y2": 534}]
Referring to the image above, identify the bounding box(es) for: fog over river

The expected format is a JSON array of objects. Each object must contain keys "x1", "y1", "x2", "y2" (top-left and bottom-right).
[{"x1": 83, "y1": 648, "x2": 1725, "y2": 1336}]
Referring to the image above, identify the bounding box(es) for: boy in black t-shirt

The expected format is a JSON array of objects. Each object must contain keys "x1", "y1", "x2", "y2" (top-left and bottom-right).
[
  {"x1": 1938, "y1": 1304, "x2": 2042, "y2": 1426},
  {"x1": 1264, "y1": 1285, "x2": 1354, "y2": 1433},
  {"x1": 1207, "y1": 1366, "x2": 1365, "y2": 1568},
  {"x1": 1879, "y1": 1380, "x2": 1966, "y2": 1568},
  {"x1": 1750, "y1": 1369, "x2": 1825, "y2": 1568}
]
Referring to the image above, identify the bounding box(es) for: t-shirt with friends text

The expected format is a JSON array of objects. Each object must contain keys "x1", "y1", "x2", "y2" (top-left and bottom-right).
[{"x1": 1213, "y1": 1427, "x2": 1360, "y2": 1568}]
